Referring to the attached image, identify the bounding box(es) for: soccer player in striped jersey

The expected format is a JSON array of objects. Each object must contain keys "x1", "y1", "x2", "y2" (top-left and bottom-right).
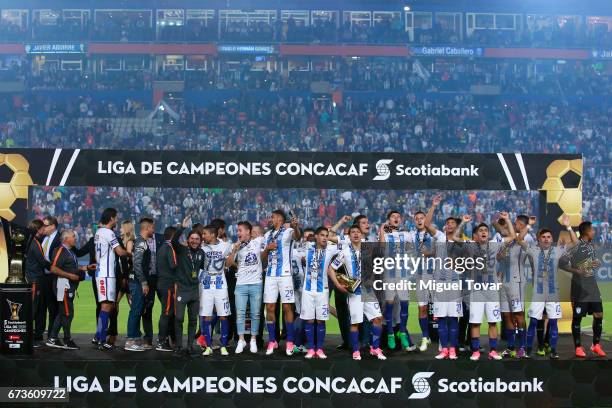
[
  {"x1": 465, "y1": 213, "x2": 514, "y2": 361},
  {"x1": 94, "y1": 208, "x2": 130, "y2": 350},
  {"x1": 290, "y1": 228, "x2": 314, "y2": 354},
  {"x1": 519, "y1": 216, "x2": 577, "y2": 359},
  {"x1": 425, "y1": 214, "x2": 467, "y2": 360},
  {"x1": 411, "y1": 195, "x2": 446, "y2": 352},
  {"x1": 200, "y1": 225, "x2": 233, "y2": 356},
  {"x1": 495, "y1": 214, "x2": 535, "y2": 358},
  {"x1": 329, "y1": 225, "x2": 386, "y2": 361},
  {"x1": 301, "y1": 227, "x2": 339, "y2": 359},
  {"x1": 262, "y1": 210, "x2": 301, "y2": 356}
]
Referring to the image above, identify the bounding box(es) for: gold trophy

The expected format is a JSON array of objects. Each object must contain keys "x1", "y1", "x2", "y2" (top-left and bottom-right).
[
  {"x1": 5, "y1": 225, "x2": 26, "y2": 284},
  {"x1": 7, "y1": 300, "x2": 21, "y2": 320},
  {"x1": 335, "y1": 267, "x2": 361, "y2": 293}
]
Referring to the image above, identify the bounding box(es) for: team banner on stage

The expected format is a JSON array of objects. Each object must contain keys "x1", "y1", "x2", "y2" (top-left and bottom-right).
[{"x1": 0, "y1": 149, "x2": 581, "y2": 191}]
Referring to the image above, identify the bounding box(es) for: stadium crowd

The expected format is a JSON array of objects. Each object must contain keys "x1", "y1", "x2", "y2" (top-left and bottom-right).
[
  {"x1": 1, "y1": 57, "x2": 610, "y2": 95},
  {"x1": 2, "y1": 14, "x2": 612, "y2": 46}
]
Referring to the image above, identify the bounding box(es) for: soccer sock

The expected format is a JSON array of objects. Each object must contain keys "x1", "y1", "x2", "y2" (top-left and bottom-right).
[
  {"x1": 593, "y1": 317, "x2": 603, "y2": 345},
  {"x1": 286, "y1": 321, "x2": 295, "y2": 343},
  {"x1": 572, "y1": 316, "x2": 582, "y2": 347},
  {"x1": 400, "y1": 301, "x2": 409, "y2": 334},
  {"x1": 371, "y1": 325, "x2": 382, "y2": 349},
  {"x1": 293, "y1": 318, "x2": 303, "y2": 347},
  {"x1": 267, "y1": 321, "x2": 276, "y2": 343},
  {"x1": 202, "y1": 320, "x2": 211, "y2": 346},
  {"x1": 449, "y1": 318, "x2": 459, "y2": 348},
  {"x1": 384, "y1": 303, "x2": 394, "y2": 335},
  {"x1": 419, "y1": 317, "x2": 429, "y2": 338},
  {"x1": 527, "y1": 318, "x2": 538, "y2": 351},
  {"x1": 211, "y1": 315, "x2": 219, "y2": 337},
  {"x1": 97, "y1": 310, "x2": 109, "y2": 342},
  {"x1": 316, "y1": 322, "x2": 326, "y2": 350},
  {"x1": 536, "y1": 319, "x2": 544, "y2": 348},
  {"x1": 548, "y1": 319, "x2": 558, "y2": 350},
  {"x1": 544, "y1": 320, "x2": 551, "y2": 345},
  {"x1": 305, "y1": 322, "x2": 315, "y2": 350},
  {"x1": 506, "y1": 328, "x2": 516, "y2": 350},
  {"x1": 489, "y1": 337, "x2": 497, "y2": 351},
  {"x1": 199, "y1": 316, "x2": 206, "y2": 336},
  {"x1": 471, "y1": 337, "x2": 480, "y2": 352},
  {"x1": 517, "y1": 328, "x2": 526, "y2": 349},
  {"x1": 350, "y1": 330, "x2": 360, "y2": 353},
  {"x1": 220, "y1": 319, "x2": 229, "y2": 347},
  {"x1": 437, "y1": 317, "x2": 448, "y2": 349}
]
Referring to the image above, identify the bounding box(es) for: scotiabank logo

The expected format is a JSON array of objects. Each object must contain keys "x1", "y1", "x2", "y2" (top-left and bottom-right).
[
  {"x1": 373, "y1": 159, "x2": 393, "y2": 181},
  {"x1": 408, "y1": 372, "x2": 434, "y2": 399},
  {"x1": 408, "y1": 372, "x2": 544, "y2": 399},
  {"x1": 98, "y1": 279, "x2": 106, "y2": 296}
]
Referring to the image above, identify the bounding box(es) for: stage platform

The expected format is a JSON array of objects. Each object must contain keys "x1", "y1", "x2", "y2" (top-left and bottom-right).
[
  {"x1": 1, "y1": 335, "x2": 610, "y2": 408},
  {"x1": 7, "y1": 334, "x2": 610, "y2": 362}
]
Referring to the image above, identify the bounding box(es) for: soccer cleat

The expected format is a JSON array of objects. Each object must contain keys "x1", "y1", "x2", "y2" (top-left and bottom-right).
[
  {"x1": 544, "y1": 343, "x2": 552, "y2": 354},
  {"x1": 352, "y1": 351, "x2": 362, "y2": 361},
  {"x1": 249, "y1": 340, "x2": 258, "y2": 354},
  {"x1": 98, "y1": 342, "x2": 114, "y2": 351},
  {"x1": 419, "y1": 337, "x2": 431, "y2": 352},
  {"x1": 501, "y1": 349, "x2": 511, "y2": 358},
  {"x1": 265, "y1": 341, "x2": 278, "y2": 356},
  {"x1": 315, "y1": 349, "x2": 327, "y2": 359},
  {"x1": 387, "y1": 334, "x2": 396, "y2": 350},
  {"x1": 305, "y1": 349, "x2": 316, "y2": 359},
  {"x1": 285, "y1": 341, "x2": 295, "y2": 356},
  {"x1": 202, "y1": 347, "x2": 213, "y2": 356},
  {"x1": 124, "y1": 342, "x2": 145, "y2": 352},
  {"x1": 550, "y1": 350, "x2": 560, "y2": 360},
  {"x1": 398, "y1": 332, "x2": 415, "y2": 351},
  {"x1": 197, "y1": 335, "x2": 207, "y2": 350},
  {"x1": 370, "y1": 347, "x2": 387, "y2": 360},
  {"x1": 33, "y1": 340, "x2": 45, "y2": 348},
  {"x1": 46, "y1": 338, "x2": 65, "y2": 349},
  {"x1": 448, "y1": 347, "x2": 458, "y2": 360},
  {"x1": 488, "y1": 350, "x2": 502, "y2": 360},
  {"x1": 470, "y1": 351, "x2": 481, "y2": 361},
  {"x1": 141, "y1": 342, "x2": 154, "y2": 351},
  {"x1": 591, "y1": 344, "x2": 607, "y2": 357},
  {"x1": 155, "y1": 341, "x2": 173, "y2": 352},
  {"x1": 516, "y1": 348, "x2": 526, "y2": 359},
  {"x1": 220, "y1": 347, "x2": 229, "y2": 356},
  {"x1": 435, "y1": 348, "x2": 449, "y2": 360},
  {"x1": 235, "y1": 339, "x2": 247, "y2": 354},
  {"x1": 575, "y1": 346, "x2": 586, "y2": 358},
  {"x1": 91, "y1": 337, "x2": 98, "y2": 345},
  {"x1": 536, "y1": 347, "x2": 546, "y2": 356},
  {"x1": 64, "y1": 339, "x2": 80, "y2": 350}
]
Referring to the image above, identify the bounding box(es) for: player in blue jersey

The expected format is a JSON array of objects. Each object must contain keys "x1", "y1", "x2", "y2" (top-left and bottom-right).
[
  {"x1": 301, "y1": 227, "x2": 339, "y2": 359},
  {"x1": 329, "y1": 225, "x2": 386, "y2": 361},
  {"x1": 261, "y1": 209, "x2": 301, "y2": 356}
]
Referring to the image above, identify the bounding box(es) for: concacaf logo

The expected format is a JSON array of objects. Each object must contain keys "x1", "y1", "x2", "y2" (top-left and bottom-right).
[
  {"x1": 541, "y1": 159, "x2": 582, "y2": 226},
  {"x1": 0, "y1": 154, "x2": 33, "y2": 221}
]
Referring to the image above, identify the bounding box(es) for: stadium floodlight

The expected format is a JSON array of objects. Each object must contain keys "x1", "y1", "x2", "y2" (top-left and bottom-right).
[{"x1": 404, "y1": 6, "x2": 411, "y2": 11}]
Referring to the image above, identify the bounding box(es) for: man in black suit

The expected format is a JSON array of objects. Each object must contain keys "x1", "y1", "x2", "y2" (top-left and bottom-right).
[
  {"x1": 41, "y1": 215, "x2": 61, "y2": 340},
  {"x1": 141, "y1": 229, "x2": 164, "y2": 348}
]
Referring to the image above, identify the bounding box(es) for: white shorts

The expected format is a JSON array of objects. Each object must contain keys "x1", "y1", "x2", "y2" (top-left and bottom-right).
[
  {"x1": 528, "y1": 302, "x2": 562, "y2": 320},
  {"x1": 96, "y1": 277, "x2": 116, "y2": 302},
  {"x1": 416, "y1": 275, "x2": 433, "y2": 306},
  {"x1": 384, "y1": 276, "x2": 410, "y2": 302},
  {"x1": 500, "y1": 282, "x2": 525, "y2": 313},
  {"x1": 263, "y1": 275, "x2": 295, "y2": 304},
  {"x1": 434, "y1": 301, "x2": 463, "y2": 318},
  {"x1": 199, "y1": 288, "x2": 231, "y2": 317},
  {"x1": 469, "y1": 302, "x2": 502, "y2": 323},
  {"x1": 300, "y1": 291, "x2": 329, "y2": 321},
  {"x1": 348, "y1": 294, "x2": 382, "y2": 325}
]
